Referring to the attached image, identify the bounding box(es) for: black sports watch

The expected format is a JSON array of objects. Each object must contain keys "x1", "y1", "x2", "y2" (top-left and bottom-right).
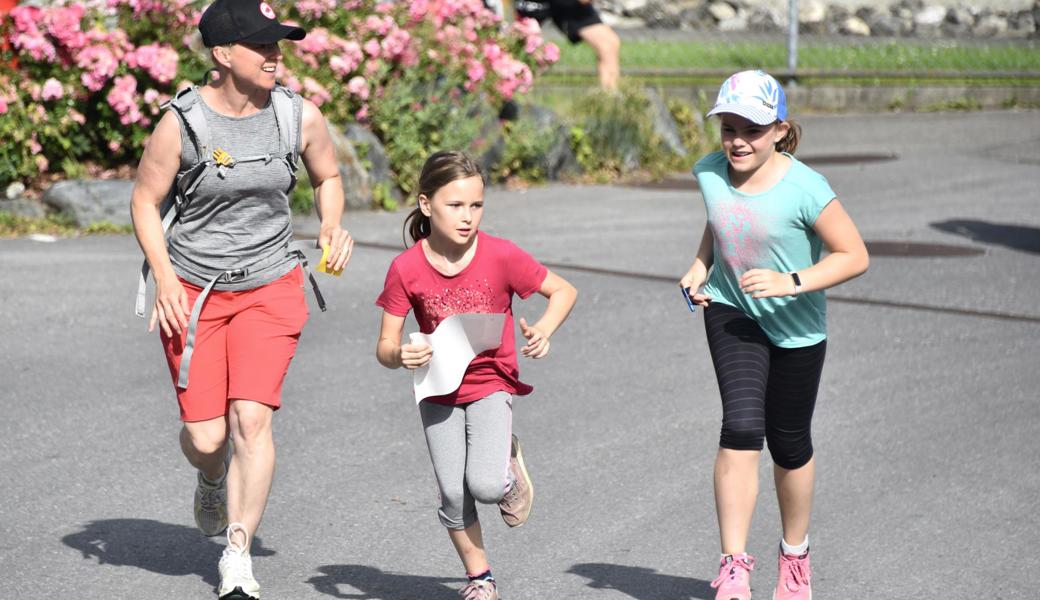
[{"x1": 789, "y1": 272, "x2": 802, "y2": 296}]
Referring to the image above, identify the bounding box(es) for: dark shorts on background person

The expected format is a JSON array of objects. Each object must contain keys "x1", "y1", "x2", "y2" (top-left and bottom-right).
[
  {"x1": 516, "y1": 0, "x2": 602, "y2": 43},
  {"x1": 161, "y1": 266, "x2": 309, "y2": 422}
]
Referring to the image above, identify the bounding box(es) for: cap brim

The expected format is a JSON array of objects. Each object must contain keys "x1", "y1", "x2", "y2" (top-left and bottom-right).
[
  {"x1": 706, "y1": 104, "x2": 777, "y2": 126},
  {"x1": 238, "y1": 23, "x2": 306, "y2": 44}
]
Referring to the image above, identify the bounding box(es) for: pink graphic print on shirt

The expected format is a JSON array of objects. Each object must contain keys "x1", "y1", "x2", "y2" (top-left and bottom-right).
[
  {"x1": 714, "y1": 200, "x2": 767, "y2": 273},
  {"x1": 417, "y1": 278, "x2": 496, "y2": 323}
]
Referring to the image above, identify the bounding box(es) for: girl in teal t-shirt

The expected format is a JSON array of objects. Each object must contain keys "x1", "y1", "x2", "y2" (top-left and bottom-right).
[{"x1": 679, "y1": 70, "x2": 869, "y2": 600}]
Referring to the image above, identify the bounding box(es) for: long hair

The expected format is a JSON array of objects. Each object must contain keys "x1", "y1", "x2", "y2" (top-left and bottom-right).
[
  {"x1": 402, "y1": 150, "x2": 485, "y2": 246},
  {"x1": 775, "y1": 120, "x2": 801, "y2": 154}
]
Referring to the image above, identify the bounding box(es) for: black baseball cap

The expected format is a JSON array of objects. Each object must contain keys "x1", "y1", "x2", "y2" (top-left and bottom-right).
[{"x1": 199, "y1": 0, "x2": 306, "y2": 47}]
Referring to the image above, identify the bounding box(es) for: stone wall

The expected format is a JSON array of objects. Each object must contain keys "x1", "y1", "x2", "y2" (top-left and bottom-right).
[{"x1": 597, "y1": 0, "x2": 1040, "y2": 39}]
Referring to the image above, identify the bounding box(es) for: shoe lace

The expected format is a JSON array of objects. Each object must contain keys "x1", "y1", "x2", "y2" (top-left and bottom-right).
[
  {"x1": 459, "y1": 579, "x2": 495, "y2": 600},
  {"x1": 778, "y1": 553, "x2": 811, "y2": 591},
  {"x1": 223, "y1": 522, "x2": 253, "y2": 578},
  {"x1": 710, "y1": 555, "x2": 754, "y2": 589},
  {"x1": 198, "y1": 481, "x2": 224, "y2": 511}
]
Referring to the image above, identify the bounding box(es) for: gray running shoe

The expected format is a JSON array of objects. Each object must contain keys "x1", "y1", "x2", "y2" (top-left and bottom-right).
[
  {"x1": 458, "y1": 578, "x2": 498, "y2": 600},
  {"x1": 498, "y1": 434, "x2": 534, "y2": 527},
  {"x1": 194, "y1": 442, "x2": 230, "y2": 536}
]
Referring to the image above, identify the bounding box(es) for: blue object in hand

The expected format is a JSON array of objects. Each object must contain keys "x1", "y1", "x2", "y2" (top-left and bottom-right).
[{"x1": 681, "y1": 286, "x2": 697, "y2": 313}]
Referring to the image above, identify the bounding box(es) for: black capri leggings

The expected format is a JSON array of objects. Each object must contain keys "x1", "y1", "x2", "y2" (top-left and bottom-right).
[{"x1": 703, "y1": 302, "x2": 827, "y2": 470}]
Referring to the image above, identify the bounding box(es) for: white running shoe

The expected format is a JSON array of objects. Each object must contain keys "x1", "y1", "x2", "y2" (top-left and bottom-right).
[
  {"x1": 218, "y1": 523, "x2": 260, "y2": 599},
  {"x1": 194, "y1": 443, "x2": 231, "y2": 536}
]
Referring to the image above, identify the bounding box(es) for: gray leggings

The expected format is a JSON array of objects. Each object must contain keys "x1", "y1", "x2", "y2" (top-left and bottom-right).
[{"x1": 419, "y1": 392, "x2": 514, "y2": 530}]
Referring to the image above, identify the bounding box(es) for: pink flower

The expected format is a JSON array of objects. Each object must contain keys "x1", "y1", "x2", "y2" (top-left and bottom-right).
[
  {"x1": 381, "y1": 29, "x2": 412, "y2": 61},
  {"x1": 295, "y1": 0, "x2": 336, "y2": 18},
  {"x1": 106, "y1": 74, "x2": 145, "y2": 125},
  {"x1": 355, "y1": 104, "x2": 369, "y2": 121},
  {"x1": 69, "y1": 108, "x2": 86, "y2": 125},
  {"x1": 302, "y1": 77, "x2": 332, "y2": 106},
  {"x1": 0, "y1": 97, "x2": 7, "y2": 115},
  {"x1": 539, "y1": 42, "x2": 560, "y2": 65},
  {"x1": 41, "y1": 78, "x2": 64, "y2": 101},
  {"x1": 296, "y1": 27, "x2": 332, "y2": 54},
  {"x1": 77, "y1": 45, "x2": 119, "y2": 92},
  {"x1": 44, "y1": 5, "x2": 87, "y2": 52},
  {"x1": 35, "y1": 155, "x2": 50, "y2": 173},
  {"x1": 109, "y1": 140, "x2": 122, "y2": 152},
  {"x1": 482, "y1": 42, "x2": 503, "y2": 62},
  {"x1": 363, "y1": 39, "x2": 381, "y2": 57},
  {"x1": 346, "y1": 76, "x2": 370, "y2": 100},
  {"x1": 10, "y1": 7, "x2": 58, "y2": 62},
  {"x1": 409, "y1": 0, "x2": 430, "y2": 21},
  {"x1": 125, "y1": 43, "x2": 179, "y2": 84},
  {"x1": 466, "y1": 60, "x2": 485, "y2": 84}
]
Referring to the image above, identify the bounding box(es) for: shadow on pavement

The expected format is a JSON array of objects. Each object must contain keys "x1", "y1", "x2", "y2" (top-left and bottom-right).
[
  {"x1": 931, "y1": 219, "x2": 1040, "y2": 255},
  {"x1": 61, "y1": 518, "x2": 273, "y2": 589},
  {"x1": 307, "y1": 565, "x2": 458, "y2": 599},
  {"x1": 568, "y1": 563, "x2": 714, "y2": 600}
]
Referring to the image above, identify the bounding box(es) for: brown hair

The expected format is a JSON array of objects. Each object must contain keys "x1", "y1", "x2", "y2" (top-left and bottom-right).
[
  {"x1": 775, "y1": 119, "x2": 801, "y2": 154},
  {"x1": 402, "y1": 150, "x2": 485, "y2": 246}
]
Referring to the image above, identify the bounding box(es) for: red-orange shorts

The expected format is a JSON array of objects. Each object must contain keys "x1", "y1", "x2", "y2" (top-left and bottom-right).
[{"x1": 161, "y1": 266, "x2": 309, "y2": 422}]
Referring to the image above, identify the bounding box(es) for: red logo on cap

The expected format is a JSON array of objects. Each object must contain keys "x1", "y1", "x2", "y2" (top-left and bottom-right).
[{"x1": 259, "y1": 2, "x2": 276, "y2": 19}]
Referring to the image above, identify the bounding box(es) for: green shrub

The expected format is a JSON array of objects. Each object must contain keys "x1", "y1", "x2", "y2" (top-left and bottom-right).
[{"x1": 494, "y1": 117, "x2": 556, "y2": 183}]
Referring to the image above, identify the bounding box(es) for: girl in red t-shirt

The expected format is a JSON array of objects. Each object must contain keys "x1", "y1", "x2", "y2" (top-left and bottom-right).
[{"x1": 376, "y1": 150, "x2": 577, "y2": 600}]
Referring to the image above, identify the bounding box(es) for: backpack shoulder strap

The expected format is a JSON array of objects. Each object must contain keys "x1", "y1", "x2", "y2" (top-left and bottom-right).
[
  {"x1": 271, "y1": 84, "x2": 301, "y2": 169},
  {"x1": 165, "y1": 85, "x2": 211, "y2": 164}
]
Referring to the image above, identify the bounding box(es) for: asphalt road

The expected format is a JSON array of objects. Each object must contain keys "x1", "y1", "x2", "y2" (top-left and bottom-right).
[{"x1": 1, "y1": 110, "x2": 1038, "y2": 599}]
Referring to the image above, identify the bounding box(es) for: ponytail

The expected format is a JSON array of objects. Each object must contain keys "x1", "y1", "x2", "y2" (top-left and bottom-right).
[
  {"x1": 402, "y1": 207, "x2": 431, "y2": 246},
  {"x1": 775, "y1": 120, "x2": 801, "y2": 155}
]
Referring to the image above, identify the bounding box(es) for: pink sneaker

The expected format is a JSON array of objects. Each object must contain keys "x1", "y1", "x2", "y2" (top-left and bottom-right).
[
  {"x1": 773, "y1": 549, "x2": 811, "y2": 600},
  {"x1": 711, "y1": 553, "x2": 754, "y2": 600}
]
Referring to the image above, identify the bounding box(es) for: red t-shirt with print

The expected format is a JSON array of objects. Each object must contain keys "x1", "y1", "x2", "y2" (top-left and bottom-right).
[{"x1": 376, "y1": 231, "x2": 548, "y2": 405}]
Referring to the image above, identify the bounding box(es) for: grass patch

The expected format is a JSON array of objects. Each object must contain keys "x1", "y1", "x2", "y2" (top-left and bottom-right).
[
  {"x1": 553, "y1": 39, "x2": 1040, "y2": 75},
  {"x1": 0, "y1": 211, "x2": 132, "y2": 238}
]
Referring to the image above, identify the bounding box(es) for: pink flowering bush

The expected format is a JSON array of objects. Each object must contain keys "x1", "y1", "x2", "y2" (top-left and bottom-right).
[
  {"x1": 0, "y1": 1, "x2": 205, "y2": 186},
  {"x1": 0, "y1": 0, "x2": 559, "y2": 196}
]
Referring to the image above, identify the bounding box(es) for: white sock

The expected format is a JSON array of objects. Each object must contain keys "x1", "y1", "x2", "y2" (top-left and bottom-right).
[{"x1": 781, "y1": 535, "x2": 809, "y2": 556}]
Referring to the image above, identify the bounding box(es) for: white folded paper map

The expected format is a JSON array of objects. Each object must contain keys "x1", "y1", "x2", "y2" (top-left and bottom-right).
[{"x1": 409, "y1": 313, "x2": 506, "y2": 403}]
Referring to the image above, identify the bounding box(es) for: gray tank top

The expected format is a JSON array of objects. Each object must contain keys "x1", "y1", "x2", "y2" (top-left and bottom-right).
[{"x1": 167, "y1": 94, "x2": 302, "y2": 291}]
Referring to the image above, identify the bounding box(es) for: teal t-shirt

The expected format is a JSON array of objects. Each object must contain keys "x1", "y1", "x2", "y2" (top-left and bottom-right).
[{"x1": 695, "y1": 151, "x2": 835, "y2": 348}]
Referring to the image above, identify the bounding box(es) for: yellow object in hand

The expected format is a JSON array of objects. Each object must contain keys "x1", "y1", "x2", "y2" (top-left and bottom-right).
[{"x1": 315, "y1": 245, "x2": 343, "y2": 276}]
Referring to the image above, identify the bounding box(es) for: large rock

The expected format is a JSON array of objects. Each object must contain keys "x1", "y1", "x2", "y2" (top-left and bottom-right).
[
  {"x1": 516, "y1": 104, "x2": 581, "y2": 181},
  {"x1": 708, "y1": 1, "x2": 737, "y2": 21},
  {"x1": 645, "y1": 88, "x2": 688, "y2": 158},
  {"x1": 942, "y1": 7, "x2": 975, "y2": 36},
  {"x1": 718, "y1": 12, "x2": 750, "y2": 31},
  {"x1": 326, "y1": 124, "x2": 374, "y2": 211},
  {"x1": 798, "y1": 0, "x2": 827, "y2": 25},
  {"x1": 748, "y1": 6, "x2": 786, "y2": 32},
  {"x1": 840, "y1": 16, "x2": 872, "y2": 35},
  {"x1": 343, "y1": 124, "x2": 402, "y2": 207},
  {"x1": 0, "y1": 197, "x2": 47, "y2": 219},
  {"x1": 973, "y1": 13, "x2": 1009, "y2": 35},
  {"x1": 42, "y1": 179, "x2": 134, "y2": 227},
  {"x1": 1007, "y1": 10, "x2": 1036, "y2": 36},
  {"x1": 913, "y1": 3, "x2": 948, "y2": 35},
  {"x1": 868, "y1": 11, "x2": 913, "y2": 35}
]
